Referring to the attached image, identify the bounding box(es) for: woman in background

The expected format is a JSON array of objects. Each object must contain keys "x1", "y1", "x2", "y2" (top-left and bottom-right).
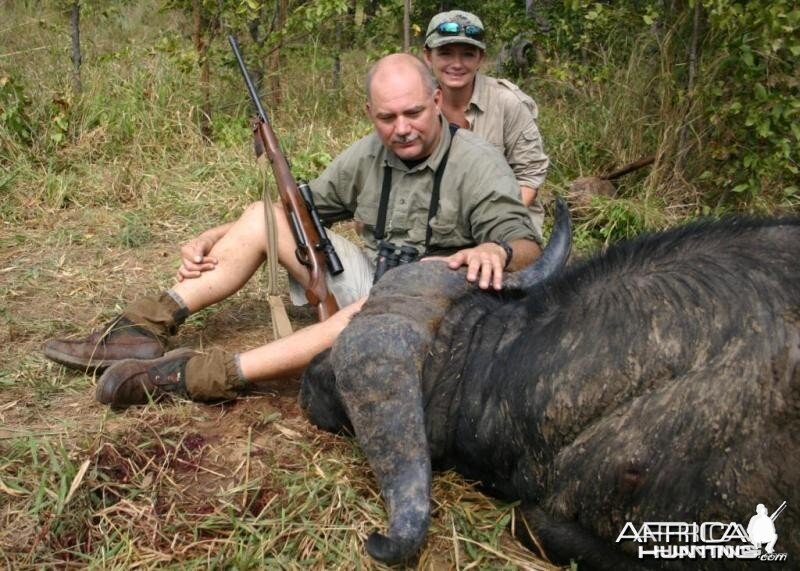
[{"x1": 423, "y1": 10, "x2": 549, "y2": 234}]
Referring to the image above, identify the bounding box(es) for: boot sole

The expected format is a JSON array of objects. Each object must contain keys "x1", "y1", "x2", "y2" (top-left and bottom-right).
[
  {"x1": 43, "y1": 345, "x2": 164, "y2": 373},
  {"x1": 95, "y1": 348, "x2": 197, "y2": 406}
]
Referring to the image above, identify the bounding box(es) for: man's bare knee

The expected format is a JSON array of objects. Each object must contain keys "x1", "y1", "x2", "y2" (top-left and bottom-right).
[
  {"x1": 268, "y1": 202, "x2": 301, "y2": 250},
  {"x1": 239, "y1": 201, "x2": 266, "y2": 229},
  {"x1": 237, "y1": 201, "x2": 292, "y2": 242}
]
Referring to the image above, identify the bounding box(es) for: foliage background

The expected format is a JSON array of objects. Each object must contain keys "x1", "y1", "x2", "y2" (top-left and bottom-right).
[{"x1": 2, "y1": 0, "x2": 797, "y2": 248}]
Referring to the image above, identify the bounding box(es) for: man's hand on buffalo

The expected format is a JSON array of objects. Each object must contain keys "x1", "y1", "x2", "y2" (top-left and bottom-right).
[{"x1": 424, "y1": 238, "x2": 541, "y2": 290}]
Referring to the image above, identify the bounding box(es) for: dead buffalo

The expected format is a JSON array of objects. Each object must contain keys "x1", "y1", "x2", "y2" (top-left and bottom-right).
[{"x1": 299, "y1": 200, "x2": 799, "y2": 569}]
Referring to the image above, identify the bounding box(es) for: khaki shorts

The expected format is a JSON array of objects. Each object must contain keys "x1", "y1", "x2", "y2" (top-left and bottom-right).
[{"x1": 289, "y1": 230, "x2": 376, "y2": 308}]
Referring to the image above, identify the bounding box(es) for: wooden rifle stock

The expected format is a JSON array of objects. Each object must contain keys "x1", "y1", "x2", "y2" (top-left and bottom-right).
[{"x1": 229, "y1": 35, "x2": 338, "y2": 321}]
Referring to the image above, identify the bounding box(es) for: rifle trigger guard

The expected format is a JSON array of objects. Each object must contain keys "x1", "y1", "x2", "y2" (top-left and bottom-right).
[{"x1": 295, "y1": 248, "x2": 311, "y2": 267}]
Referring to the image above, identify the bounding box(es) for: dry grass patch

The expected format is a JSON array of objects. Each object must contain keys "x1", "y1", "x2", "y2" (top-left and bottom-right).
[{"x1": 1, "y1": 386, "x2": 560, "y2": 569}]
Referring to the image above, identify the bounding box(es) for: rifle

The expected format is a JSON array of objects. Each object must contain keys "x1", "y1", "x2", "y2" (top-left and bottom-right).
[{"x1": 228, "y1": 35, "x2": 342, "y2": 322}]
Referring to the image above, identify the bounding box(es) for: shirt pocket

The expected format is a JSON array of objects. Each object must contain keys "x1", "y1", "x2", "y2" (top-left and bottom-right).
[
  {"x1": 522, "y1": 124, "x2": 542, "y2": 144},
  {"x1": 425, "y1": 216, "x2": 460, "y2": 250},
  {"x1": 355, "y1": 202, "x2": 377, "y2": 225},
  {"x1": 481, "y1": 124, "x2": 504, "y2": 151},
  {"x1": 426, "y1": 198, "x2": 465, "y2": 249},
  {"x1": 354, "y1": 202, "x2": 378, "y2": 237}
]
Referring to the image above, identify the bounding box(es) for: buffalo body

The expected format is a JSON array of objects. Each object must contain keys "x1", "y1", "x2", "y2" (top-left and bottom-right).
[{"x1": 300, "y1": 203, "x2": 800, "y2": 569}]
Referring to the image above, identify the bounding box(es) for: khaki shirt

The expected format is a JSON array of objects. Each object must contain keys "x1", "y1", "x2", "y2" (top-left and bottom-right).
[
  {"x1": 309, "y1": 115, "x2": 538, "y2": 255},
  {"x1": 465, "y1": 73, "x2": 549, "y2": 191}
]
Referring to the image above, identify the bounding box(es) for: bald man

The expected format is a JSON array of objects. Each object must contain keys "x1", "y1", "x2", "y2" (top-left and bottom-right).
[{"x1": 44, "y1": 53, "x2": 540, "y2": 406}]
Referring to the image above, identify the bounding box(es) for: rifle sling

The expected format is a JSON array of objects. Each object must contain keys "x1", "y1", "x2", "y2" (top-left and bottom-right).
[
  {"x1": 258, "y1": 154, "x2": 293, "y2": 339},
  {"x1": 374, "y1": 123, "x2": 458, "y2": 253}
]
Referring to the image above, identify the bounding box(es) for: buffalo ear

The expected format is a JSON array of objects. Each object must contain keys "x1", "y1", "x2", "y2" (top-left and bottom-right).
[{"x1": 299, "y1": 349, "x2": 353, "y2": 435}]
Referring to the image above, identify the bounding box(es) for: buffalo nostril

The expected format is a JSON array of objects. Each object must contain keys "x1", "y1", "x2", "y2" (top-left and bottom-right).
[{"x1": 366, "y1": 531, "x2": 416, "y2": 565}]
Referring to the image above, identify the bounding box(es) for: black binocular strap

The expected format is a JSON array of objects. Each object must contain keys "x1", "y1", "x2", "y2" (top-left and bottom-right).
[
  {"x1": 374, "y1": 163, "x2": 393, "y2": 241},
  {"x1": 374, "y1": 123, "x2": 459, "y2": 249},
  {"x1": 424, "y1": 123, "x2": 459, "y2": 251}
]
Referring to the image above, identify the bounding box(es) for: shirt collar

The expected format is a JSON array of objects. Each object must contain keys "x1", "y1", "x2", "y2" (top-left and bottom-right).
[
  {"x1": 468, "y1": 72, "x2": 489, "y2": 114},
  {"x1": 462, "y1": 73, "x2": 489, "y2": 131}
]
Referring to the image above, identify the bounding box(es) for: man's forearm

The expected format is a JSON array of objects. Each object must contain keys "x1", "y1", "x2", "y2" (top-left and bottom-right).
[
  {"x1": 508, "y1": 238, "x2": 541, "y2": 271},
  {"x1": 520, "y1": 185, "x2": 538, "y2": 207}
]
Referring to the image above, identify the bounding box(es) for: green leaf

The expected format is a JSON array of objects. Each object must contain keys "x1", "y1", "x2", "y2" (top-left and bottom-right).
[
  {"x1": 756, "y1": 119, "x2": 772, "y2": 138},
  {"x1": 732, "y1": 183, "x2": 750, "y2": 194}
]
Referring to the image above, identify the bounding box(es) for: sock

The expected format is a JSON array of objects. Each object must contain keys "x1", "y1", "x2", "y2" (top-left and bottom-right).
[
  {"x1": 184, "y1": 349, "x2": 247, "y2": 401},
  {"x1": 122, "y1": 290, "x2": 190, "y2": 338}
]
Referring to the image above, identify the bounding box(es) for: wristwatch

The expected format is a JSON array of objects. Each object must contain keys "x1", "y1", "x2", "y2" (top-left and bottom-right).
[{"x1": 491, "y1": 240, "x2": 513, "y2": 270}]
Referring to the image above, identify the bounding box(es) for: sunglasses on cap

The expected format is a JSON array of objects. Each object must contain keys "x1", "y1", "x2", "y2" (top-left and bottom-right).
[{"x1": 428, "y1": 21, "x2": 485, "y2": 42}]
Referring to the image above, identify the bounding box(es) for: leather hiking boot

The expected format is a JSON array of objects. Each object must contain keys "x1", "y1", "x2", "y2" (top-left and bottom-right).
[
  {"x1": 96, "y1": 348, "x2": 198, "y2": 406},
  {"x1": 43, "y1": 316, "x2": 166, "y2": 372}
]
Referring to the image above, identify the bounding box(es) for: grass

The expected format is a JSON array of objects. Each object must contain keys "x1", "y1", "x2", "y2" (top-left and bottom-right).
[{"x1": 1, "y1": 390, "x2": 556, "y2": 569}]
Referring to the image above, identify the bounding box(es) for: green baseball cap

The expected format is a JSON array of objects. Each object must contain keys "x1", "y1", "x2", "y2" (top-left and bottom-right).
[{"x1": 425, "y1": 10, "x2": 486, "y2": 51}]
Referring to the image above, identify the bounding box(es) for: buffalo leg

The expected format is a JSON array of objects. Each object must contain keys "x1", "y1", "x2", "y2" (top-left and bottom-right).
[{"x1": 515, "y1": 505, "x2": 654, "y2": 570}]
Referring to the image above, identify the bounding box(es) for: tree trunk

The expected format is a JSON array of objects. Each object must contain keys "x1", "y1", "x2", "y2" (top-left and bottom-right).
[
  {"x1": 70, "y1": 1, "x2": 81, "y2": 94},
  {"x1": 526, "y1": 0, "x2": 535, "y2": 18},
  {"x1": 403, "y1": 0, "x2": 411, "y2": 52},
  {"x1": 269, "y1": 0, "x2": 288, "y2": 106},
  {"x1": 676, "y1": 0, "x2": 702, "y2": 173},
  {"x1": 247, "y1": 2, "x2": 271, "y2": 93},
  {"x1": 193, "y1": 0, "x2": 212, "y2": 140},
  {"x1": 686, "y1": 1, "x2": 701, "y2": 105},
  {"x1": 333, "y1": 20, "x2": 342, "y2": 92},
  {"x1": 346, "y1": 0, "x2": 357, "y2": 44}
]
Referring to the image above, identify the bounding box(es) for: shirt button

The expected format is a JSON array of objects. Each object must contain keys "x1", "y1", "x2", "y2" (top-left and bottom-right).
[{"x1": 399, "y1": 199, "x2": 406, "y2": 205}]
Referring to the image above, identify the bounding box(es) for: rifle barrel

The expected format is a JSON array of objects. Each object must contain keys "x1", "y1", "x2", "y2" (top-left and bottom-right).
[
  {"x1": 227, "y1": 35, "x2": 268, "y2": 124},
  {"x1": 770, "y1": 501, "x2": 787, "y2": 521}
]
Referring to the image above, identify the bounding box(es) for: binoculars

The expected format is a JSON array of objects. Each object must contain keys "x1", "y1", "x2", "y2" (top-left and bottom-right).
[{"x1": 373, "y1": 241, "x2": 419, "y2": 283}]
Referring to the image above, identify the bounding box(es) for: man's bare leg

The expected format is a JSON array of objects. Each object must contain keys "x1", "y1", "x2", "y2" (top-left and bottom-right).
[{"x1": 172, "y1": 201, "x2": 311, "y2": 312}]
